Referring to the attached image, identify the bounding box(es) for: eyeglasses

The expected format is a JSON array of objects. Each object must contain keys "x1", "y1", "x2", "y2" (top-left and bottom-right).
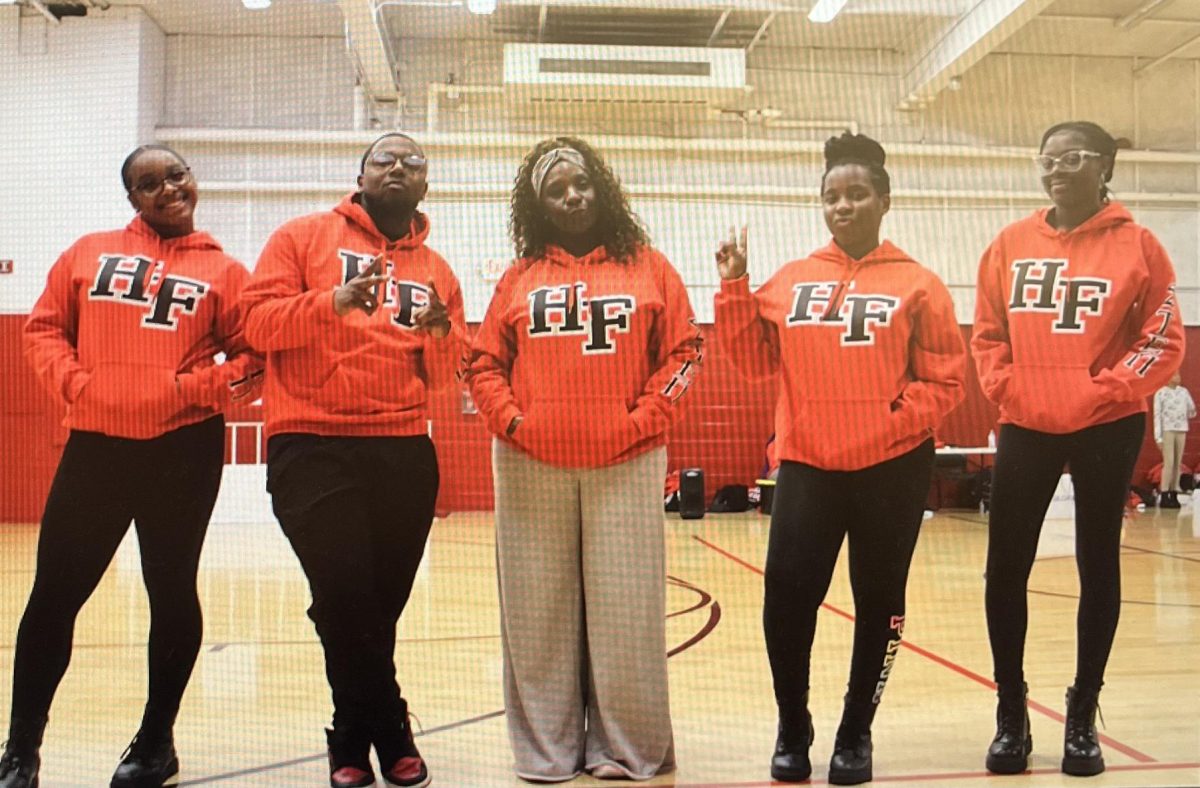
[
  {"x1": 368, "y1": 151, "x2": 428, "y2": 171},
  {"x1": 129, "y1": 168, "x2": 192, "y2": 197},
  {"x1": 1033, "y1": 150, "x2": 1102, "y2": 175}
]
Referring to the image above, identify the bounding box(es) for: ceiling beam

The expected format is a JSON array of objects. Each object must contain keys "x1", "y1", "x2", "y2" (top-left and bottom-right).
[
  {"x1": 746, "y1": 10, "x2": 775, "y2": 54},
  {"x1": 1135, "y1": 29, "x2": 1200, "y2": 75},
  {"x1": 707, "y1": 7, "x2": 731, "y2": 47},
  {"x1": 1115, "y1": 0, "x2": 1173, "y2": 30},
  {"x1": 337, "y1": 0, "x2": 398, "y2": 101},
  {"x1": 901, "y1": 0, "x2": 1056, "y2": 107}
]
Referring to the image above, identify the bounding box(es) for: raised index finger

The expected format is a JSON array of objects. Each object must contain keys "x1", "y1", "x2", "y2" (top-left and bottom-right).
[
  {"x1": 425, "y1": 278, "x2": 443, "y2": 305},
  {"x1": 354, "y1": 255, "x2": 384, "y2": 280}
]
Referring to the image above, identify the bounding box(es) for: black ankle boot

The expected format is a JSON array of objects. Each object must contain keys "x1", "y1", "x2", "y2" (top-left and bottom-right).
[
  {"x1": 110, "y1": 729, "x2": 179, "y2": 788},
  {"x1": 770, "y1": 697, "x2": 814, "y2": 782},
  {"x1": 828, "y1": 698, "x2": 876, "y2": 786},
  {"x1": 0, "y1": 716, "x2": 46, "y2": 788},
  {"x1": 326, "y1": 725, "x2": 376, "y2": 788},
  {"x1": 986, "y1": 682, "x2": 1032, "y2": 774},
  {"x1": 1062, "y1": 686, "x2": 1105, "y2": 776}
]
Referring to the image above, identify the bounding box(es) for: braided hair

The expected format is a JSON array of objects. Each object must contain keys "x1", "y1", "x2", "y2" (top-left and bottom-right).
[
  {"x1": 121, "y1": 144, "x2": 187, "y2": 190},
  {"x1": 821, "y1": 132, "x2": 890, "y2": 197},
  {"x1": 1040, "y1": 121, "x2": 1122, "y2": 203},
  {"x1": 510, "y1": 136, "x2": 649, "y2": 262}
]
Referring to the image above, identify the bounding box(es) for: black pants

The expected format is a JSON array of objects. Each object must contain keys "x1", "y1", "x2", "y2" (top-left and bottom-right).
[
  {"x1": 986, "y1": 414, "x2": 1144, "y2": 693},
  {"x1": 267, "y1": 433, "x2": 439, "y2": 733},
  {"x1": 9, "y1": 417, "x2": 224, "y2": 731},
  {"x1": 763, "y1": 440, "x2": 934, "y2": 712}
]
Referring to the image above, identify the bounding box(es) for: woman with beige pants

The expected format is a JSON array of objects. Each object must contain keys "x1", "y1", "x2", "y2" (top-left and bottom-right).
[
  {"x1": 1154, "y1": 371, "x2": 1195, "y2": 509},
  {"x1": 465, "y1": 136, "x2": 703, "y2": 782}
]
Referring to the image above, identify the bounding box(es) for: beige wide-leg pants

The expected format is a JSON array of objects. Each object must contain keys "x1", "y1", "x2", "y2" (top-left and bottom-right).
[
  {"x1": 493, "y1": 439, "x2": 675, "y2": 782},
  {"x1": 1162, "y1": 430, "x2": 1187, "y2": 492}
]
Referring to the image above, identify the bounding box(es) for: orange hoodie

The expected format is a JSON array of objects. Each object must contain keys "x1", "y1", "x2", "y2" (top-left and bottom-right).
[
  {"x1": 715, "y1": 240, "x2": 966, "y2": 472},
  {"x1": 972, "y1": 201, "x2": 1184, "y2": 434},
  {"x1": 242, "y1": 193, "x2": 466, "y2": 439},
  {"x1": 465, "y1": 244, "x2": 703, "y2": 469},
  {"x1": 24, "y1": 215, "x2": 263, "y2": 440}
]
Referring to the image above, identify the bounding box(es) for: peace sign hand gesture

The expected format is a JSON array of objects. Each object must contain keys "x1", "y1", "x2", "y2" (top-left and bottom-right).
[
  {"x1": 334, "y1": 256, "x2": 389, "y2": 317},
  {"x1": 414, "y1": 278, "x2": 451, "y2": 339},
  {"x1": 715, "y1": 225, "x2": 748, "y2": 281}
]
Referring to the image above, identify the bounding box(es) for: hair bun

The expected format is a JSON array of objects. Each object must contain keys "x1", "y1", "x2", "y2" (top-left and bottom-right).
[{"x1": 824, "y1": 132, "x2": 886, "y2": 169}]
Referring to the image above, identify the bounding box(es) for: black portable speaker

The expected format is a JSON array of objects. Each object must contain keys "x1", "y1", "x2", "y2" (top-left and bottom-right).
[{"x1": 679, "y1": 468, "x2": 705, "y2": 520}]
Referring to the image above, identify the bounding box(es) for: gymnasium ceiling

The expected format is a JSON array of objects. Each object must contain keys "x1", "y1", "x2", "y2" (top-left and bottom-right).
[{"x1": 26, "y1": 0, "x2": 1200, "y2": 108}]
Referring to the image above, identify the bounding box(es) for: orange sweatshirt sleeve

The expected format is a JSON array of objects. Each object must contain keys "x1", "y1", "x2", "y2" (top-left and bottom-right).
[
  {"x1": 713, "y1": 274, "x2": 780, "y2": 382},
  {"x1": 242, "y1": 223, "x2": 340, "y2": 351},
  {"x1": 177, "y1": 262, "x2": 265, "y2": 408},
  {"x1": 24, "y1": 246, "x2": 89, "y2": 406},
  {"x1": 464, "y1": 267, "x2": 523, "y2": 438},
  {"x1": 421, "y1": 264, "x2": 469, "y2": 394},
  {"x1": 970, "y1": 237, "x2": 1013, "y2": 406},
  {"x1": 896, "y1": 276, "x2": 967, "y2": 433},
  {"x1": 628, "y1": 256, "x2": 704, "y2": 440},
  {"x1": 1093, "y1": 231, "x2": 1185, "y2": 402}
]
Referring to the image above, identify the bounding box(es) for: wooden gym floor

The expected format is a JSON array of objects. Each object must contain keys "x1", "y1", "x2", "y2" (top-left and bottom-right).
[{"x1": 0, "y1": 505, "x2": 1197, "y2": 787}]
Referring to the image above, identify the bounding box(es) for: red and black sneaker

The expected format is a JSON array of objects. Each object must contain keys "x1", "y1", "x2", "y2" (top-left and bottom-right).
[
  {"x1": 375, "y1": 714, "x2": 430, "y2": 788},
  {"x1": 326, "y1": 727, "x2": 376, "y2": 788}
]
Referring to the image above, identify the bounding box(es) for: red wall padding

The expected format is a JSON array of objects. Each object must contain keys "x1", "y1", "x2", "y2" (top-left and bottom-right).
[{"x1": 2, "y1": 315, "x2": 1195, "y2": 522}]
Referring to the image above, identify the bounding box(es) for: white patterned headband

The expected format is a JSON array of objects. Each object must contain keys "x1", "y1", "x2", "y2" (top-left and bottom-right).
[{"x1": 531, "y1": 147, "x2": 587, "y2": 197}]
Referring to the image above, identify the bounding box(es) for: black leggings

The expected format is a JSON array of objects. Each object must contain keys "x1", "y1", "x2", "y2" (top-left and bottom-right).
[
  {"x1": 763, "y1": 440, "x2": 934, "y2": 712},
  {"x1": 986, "y1": 414, "x2": 1144, "y2": 693},
  {"x1": 9, "y1": 417, "x2": 224, "y2": 730},
  {"x1": 267, "y1": 433, "x2": 439, "y2": 733}
]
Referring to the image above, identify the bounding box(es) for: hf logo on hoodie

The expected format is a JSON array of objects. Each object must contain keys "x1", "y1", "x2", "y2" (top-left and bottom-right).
[
  {"x1": 339, "y1": 249, "x2": 436, "y2": 330},
  {"x1": 785, "y1": 281, "x2": 900, "y2": 346},
  {"x1": 526, "y1": 282, "x2": 636, "y2": 354},
  {"x1": 88, "y1": 254, "x2": 210, "y2": 330},
  {"x1": 1008, "y1": 258, "x2": 1112, "y2": 333}
]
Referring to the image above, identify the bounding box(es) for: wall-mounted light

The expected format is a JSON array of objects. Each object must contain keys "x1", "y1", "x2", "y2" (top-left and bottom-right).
[
  {"x1": 242, "y1": 0, "x2": 271, "y2": 9},
  {"x1": 808, "y1": 0, "x2": 848, "y2": 24},
  {"x1": 466, "y1": 0, "x2": 496, "y2": 14}
]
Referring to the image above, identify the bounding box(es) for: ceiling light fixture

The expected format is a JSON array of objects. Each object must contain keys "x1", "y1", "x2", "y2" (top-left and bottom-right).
[
  {"x1": 466, "y1": 0, "x2": 496, "y2": 14},
  {"x1": 242, "y1": 0, "x2": 271, "y2": 9},
  {"x1": 808, "y1": 0, "x2": 848, "y2": 24}
]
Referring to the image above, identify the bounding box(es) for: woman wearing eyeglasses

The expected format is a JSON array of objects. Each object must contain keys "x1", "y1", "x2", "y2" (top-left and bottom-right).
[
  {"x1": 241, "y1": 133, "x2": 464, "y2": 788},
  {"x1": 0, "y1": 145, "x2": 263, "y2": 788},
  {"x1": 973, "y1": 121, "x2": 1184, "y2": 778}
]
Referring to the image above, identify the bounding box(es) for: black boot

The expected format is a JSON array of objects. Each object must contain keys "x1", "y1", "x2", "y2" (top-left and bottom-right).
[
  {"x1": 828, "y1": 698, "x2": 876, "y2": 786},
  {"x1": 0, "y1": 716, "x2": 46, "y2": 788},
  {"x1": 985, "y1": 682, "x2": 1031, "y2": 774},
  {"x1": 1171, "y1": 491, "x2": 1183, "y2": 508},
  {"x1": 1062, "y1": 686, "x2": 1105, "y2": 776},
  {"x1": 770, "y1": 696, "x2": 814, "y2": 782},
  {"x1": 110, "y1": 729, "x2": 179, "y2": 788},
  {"x1": 327, "y1": 725, "x2": 376, "y2": 788}
]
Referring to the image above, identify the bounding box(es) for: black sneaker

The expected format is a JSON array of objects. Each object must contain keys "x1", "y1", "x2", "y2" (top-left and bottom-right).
[
  {"x1": 375, "y1": 714, "x2": 429, "y2": 788},
  {"x1": 326, "y1": 727, "x2": 377, "y2": 788},
  {"x1": 110, "y1": 732, "x2": 179, "y2": 788},
  {"x1": 0, "y1": 746, "x2": 40, "y2": 788}
]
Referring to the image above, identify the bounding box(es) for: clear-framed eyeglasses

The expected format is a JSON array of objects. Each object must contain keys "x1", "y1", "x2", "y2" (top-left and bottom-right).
[
  {"x1": 129, "y1": 167, "x2": 192, "y2": 197},
  {"x1": 1033, "y1": 150, "x2": 1102, "y2": 175}
]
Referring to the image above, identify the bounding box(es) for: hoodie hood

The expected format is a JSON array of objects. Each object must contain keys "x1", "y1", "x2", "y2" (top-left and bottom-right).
[
  {"x1": 334, "y1": 192, "x2": 430, "y2": 250},
  {"x1": 127, "y1": 214, "x2": 222, "y2": 252},
  {"x1": 809, "y1": 239, "x2": 916, "y2": 267},
  {"x1": 1033, "y1": 200, "x2": 1132, "y2": 238}
]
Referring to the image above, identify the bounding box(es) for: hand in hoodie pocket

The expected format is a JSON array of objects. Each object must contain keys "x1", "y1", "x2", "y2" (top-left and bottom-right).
[
  {"x1": 1006, "y1": 364, "x2": 1104, "y2": 431},
  {"x1": 72, "y1": 362, "x2": 181, "y2": 426},
  {"x1": 514, "y1": 398, "x2": 639, "y2": 467}
]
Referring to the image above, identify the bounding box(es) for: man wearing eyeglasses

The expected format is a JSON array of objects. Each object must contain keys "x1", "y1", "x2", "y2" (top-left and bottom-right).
[{"x1": 241, "y1": 132, "x2": 464, "y2": 788}]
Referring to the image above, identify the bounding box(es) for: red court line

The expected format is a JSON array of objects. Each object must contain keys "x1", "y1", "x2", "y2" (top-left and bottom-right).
[
  {"x1": 673, "y1": 760, "x2": 1200, "y2": 787},
  {"x1": 691, "y1": 536, "x2": 1157, "y2": 765}
]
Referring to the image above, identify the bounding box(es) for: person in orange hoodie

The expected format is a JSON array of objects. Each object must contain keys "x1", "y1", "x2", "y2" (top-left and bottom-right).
[
  {"x1": 0, "y1": 145, "x2": 262, "y2": 788},
  {"x1": 972, "y1": 121, "x2": 1184, "y2": 778},
  {"x1": 715, "y1": 133, "x2": 966, "y2": 786},
  {"x1": 464, "y1": 136, "x2": 702, "y2": 782},
  {"x1": 240, "y1": 132, "x2": 464, "y2": 788}
]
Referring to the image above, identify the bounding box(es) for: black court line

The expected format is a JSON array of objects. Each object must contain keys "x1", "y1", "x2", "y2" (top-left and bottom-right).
[
  {"x1": 179, "y1": 710, "x2": 506, "y2": 785},
  {"x1": 1028, "y1": 587, "x2": 1200, "y2": 608},
  {"x1": 206, "y1": 633, "x2": 500, "y2": 653},
  {"x1": 1121, "y1": 543, "x2": 1200, "y2": 564}
]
